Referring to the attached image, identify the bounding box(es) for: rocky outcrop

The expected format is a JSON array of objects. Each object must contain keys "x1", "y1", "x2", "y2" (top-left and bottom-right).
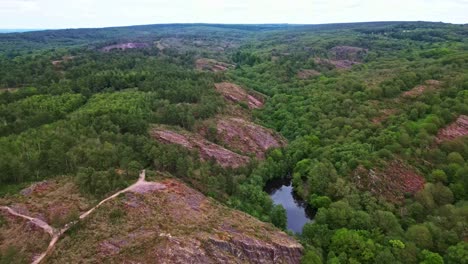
[
  {"x1": 297, "y1": 69, "x2": 320, "y2": 79},
  {"x1": 46, "y1": 178, "x2": 303, "y2": 263},
  {"x1": 330, "y1": 46, "x2": 368, "y2": 61},
  {"x1": 402, "y1": 80, "x2": 442, "y2": 98},
  {"x1": 215, "y1": 82, "x2": 264, "y2": 109},
  {"x1": 437, "y1": 115, "x2": 468, "y2": 142},
  {"x1": 214, "y1": 117, "x2": 285, "y2": 159},
  {"x1": 196, "y1": 58, "x2": 234, "y2": 72},
  {"x1": 101, "y1": 42, "x2": 149, "y2": 52},
  {"x1": 151, "y1": 128, "x2": 250, "y2": 168},
  {"x1": 354, "y1": 160, "x2": 425, "y2": 204},
  {"x1": 314, "y1": 57, "x2": 360, "y2": 70}
]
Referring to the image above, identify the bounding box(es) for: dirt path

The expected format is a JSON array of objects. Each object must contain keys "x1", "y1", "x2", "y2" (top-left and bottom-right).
[
  {"x1": 0, "y1": 206, "x2": 61, "y2": 264},
  {"x1": 0, "y1": 206, "x2": 56, "y2": 236},
  {"x1": 3, "y1": 170, "x2": 150, "y2": 264},
  {"x1": 79, "y1": 170, "x2": 147, "y2": 219}
]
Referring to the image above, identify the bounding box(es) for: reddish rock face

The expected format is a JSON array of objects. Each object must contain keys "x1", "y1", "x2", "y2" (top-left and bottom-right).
[
  {"x1": 101, "y1": 42, "x2": 150, "y2": 52},
  {"x1": 48, "y1": 179, "x2": 303, "y2": 263},
  {"x1": 314, "y1": 57, "x2": 360, "y2": 69},
  {"x1": 195, "y1": 58, "x2": 234, "y2": 72},
  {"x1": 402, "y1": 80, "x2": 442, "y2": 98},
  {"x1": 297, "y1": 69, "x2": 320, "y2": 79},
  {"x1": 354, "y1": 160, "x2": 425, "y2": 204},
  {"x1": 437, "y1": 115, "x2": 468, "y2": 142},
  {"x1": 330, "y1": 46, "x2": 368, "y2": 61},
  {"x1": 214, "y1": 82, "x2": 264, "y2": 109},
  {"x1": 216, "y1": 117, "x2": 285, "y2": 159},
  {"x1": 151, "y1": 128, "x2": 250, "y2": 168},
  {"x1": 372, "y1": 109, "x2": 399, "y2": 124}
]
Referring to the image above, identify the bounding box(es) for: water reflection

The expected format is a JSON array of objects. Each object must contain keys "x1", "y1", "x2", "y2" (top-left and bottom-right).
[{"x1": 265, "y1": 177, "x2": 315, "y2": 234}]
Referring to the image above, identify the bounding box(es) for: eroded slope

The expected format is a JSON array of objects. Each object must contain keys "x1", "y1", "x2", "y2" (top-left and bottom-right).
[
  {"x1": 151, "y1": 128, "x2": 250, "y2": 168},
  {"x1": 45, "y1": 178, "x2": 302, "y2": 263}
]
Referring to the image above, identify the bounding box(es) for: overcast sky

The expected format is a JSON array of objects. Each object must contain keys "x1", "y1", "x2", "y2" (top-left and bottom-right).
[{"x1": 1, "y1": 0, "x2": 467, "y2": 29}]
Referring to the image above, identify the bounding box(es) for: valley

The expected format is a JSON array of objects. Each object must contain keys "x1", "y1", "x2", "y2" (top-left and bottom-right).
[{"x1": 0, "y1": 22, "x2": 467, "y2": 263}]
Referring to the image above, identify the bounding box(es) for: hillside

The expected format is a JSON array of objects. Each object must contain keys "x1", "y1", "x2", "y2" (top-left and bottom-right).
[{"x1": 0, "y1": 22, "x2": 467, "y2": 263}]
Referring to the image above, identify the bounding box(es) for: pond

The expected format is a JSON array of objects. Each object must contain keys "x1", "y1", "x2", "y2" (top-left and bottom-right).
[{"x1": 265, "y1": 177, "x2": 315, "y2": 234}]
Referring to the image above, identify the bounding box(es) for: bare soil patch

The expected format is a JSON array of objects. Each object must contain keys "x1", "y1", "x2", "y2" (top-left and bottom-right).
[
  {"x1": 372, "y1": 109, "x2": 399, "y2": 124},
  {"x1": 101, "y1": 42, "x2": 149, "y2": 52},
  {"x1": 0, "y1": 210, "x2": 51, "y2": 263},
  {"x1": 314, "y1": 57, "x2": 360, "y2": 70},
  {"x1": 213, "y1": 117, "x2": 286, "y2": 159},
  {"x1": 330, "y1": 46, "x2": 368, "y2": 61},
  {"x1": 48, "y1": 178, "x2": 303, "y2": 263},
  {"x1": 195, "y1": 58, "x2": 234, "y2": 72},
  {"x1": 1, "y1": 178, "x2": 92, "y2": 227},
  {"x1": 51, "y1": 56, "x2": 75, "y2": 66},
  {"x1": 214, "y1": 82, "x2": 264, "y2": 109},
  {"x1": 151, "y1": 128, "x2": 250, "y2": 168},
  {"x1": 354, "y1": 160, "x2": 425, "y2": 204},
  {"x1": 436, "y1": 115, "x2": 468, "y2": 142},
  {"x1": 402, "y1": 79, "x2": 442, "y2": 98},
  {"x1": 297, "y1": 69, "x2": 321, "y2": 79}
]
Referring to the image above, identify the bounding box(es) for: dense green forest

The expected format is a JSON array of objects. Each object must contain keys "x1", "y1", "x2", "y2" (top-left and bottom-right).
[{"x1": 0, "y1": 22, "x2": 467, "y2": 263}]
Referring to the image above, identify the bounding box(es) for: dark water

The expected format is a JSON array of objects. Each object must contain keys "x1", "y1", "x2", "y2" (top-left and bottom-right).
[{"x1": 265, "y1": 177, "x2": 315, "y2": 234}]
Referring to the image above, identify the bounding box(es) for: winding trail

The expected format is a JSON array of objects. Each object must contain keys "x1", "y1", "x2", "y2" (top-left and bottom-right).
[
  {"x1": 2, "y1": 170, "x2": 152, "y2": 264},
  {"x1": 0, "y1": 206, "x2": 56, "y2": 236}
]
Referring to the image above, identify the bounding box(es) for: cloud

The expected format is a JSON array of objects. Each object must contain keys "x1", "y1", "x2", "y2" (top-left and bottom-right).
[
  {"x1": 0, "y1": 0, "x2": 466, "y2": 29},
  {"x1": 0, "y1": 0, "x2": 39, "y2": 13}
]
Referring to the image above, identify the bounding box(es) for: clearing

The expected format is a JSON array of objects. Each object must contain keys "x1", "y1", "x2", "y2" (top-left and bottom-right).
[
  {"x1": 151, "y1": 128, "x2": 250, "y2": 168},
  {"x1": 436, "y1": 115, "x2": 468, "y2": 142},
  {"x1": 214, "y1": 82, "x2": 264, "y2": 109}
]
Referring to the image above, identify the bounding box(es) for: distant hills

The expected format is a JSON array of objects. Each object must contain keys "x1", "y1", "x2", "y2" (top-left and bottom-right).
[{"x1": 0, "y1": 29, "x2": 43, "y2": 33}]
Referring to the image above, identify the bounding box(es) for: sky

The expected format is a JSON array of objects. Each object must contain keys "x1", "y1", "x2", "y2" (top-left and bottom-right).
[{"x1": 0, "y1": 0, "x2": 467, "y2": 29}]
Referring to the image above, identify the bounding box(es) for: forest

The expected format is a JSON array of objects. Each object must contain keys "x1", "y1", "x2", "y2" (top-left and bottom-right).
[{"x1": 0, "y1": 22, "x2": 467, "y2": 263}]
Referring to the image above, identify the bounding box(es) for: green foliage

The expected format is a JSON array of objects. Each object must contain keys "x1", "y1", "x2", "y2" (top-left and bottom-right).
[
  {"x1": 420, "y1": 250, "x2": 444, "y2": 264},
  {"x1": 0, "y1": 246, "x2": 27, "y2": 264},
  {"x1": 329, "y1": 228, "x2": 377, "y2": 263},
  {"x1": 0, "y1": 21, "x2": 466, "y2": 263},
  {"x1": 445, "y1": 242, "x2": 468, "y2": 264},
  {"x1": 109, "y1": 207, "x2": 126, "y2": 224},
  {"x1": 301, "y1": 249, "x2": 323, "y2": 264},
  {"x1": 271, "y1": 205, "x2": 287, "y2": 230}
]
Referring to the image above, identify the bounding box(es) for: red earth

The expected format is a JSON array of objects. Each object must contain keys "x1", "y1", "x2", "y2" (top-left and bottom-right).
[
  {"x1": 151, "y1": 128, "x2": 250, "y2": 168},
  {"x1": 214, "y1": 82, "x2": 264, "y2": 109},
  {"x1": 297, "y1": 69, "x2": 321, "y2": 79},
  {"x1": 195, "y1": 58, "x2": 234, "y2": 72},
  {"x1": 101, "y1": 43, "x2": 149, "y2": 52},
  {"x1": 436, "y1": 115, "x2": 468, "y2": 142},
  {"x1": 402, "y1": 80, "x2": 442, "y2": 98},
  {"x1": 215, "y1": 117, "x2": 286, "y2": 159},
  {"x1": 354, "y1": 160, "x2": 425, "y2": 204}
]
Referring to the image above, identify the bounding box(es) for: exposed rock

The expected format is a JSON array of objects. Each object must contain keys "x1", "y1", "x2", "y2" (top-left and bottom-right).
[
  {"x1": 354, "y1": 160, "x2": 425, "y2": 204},
  {"x1": 20, "y1": 180, "x2": 51, "y2": 196},
  {"x1": 372, "y1": 109, "x2": 399, "y2": 124},
  {"x1": 195, "y1": 58, "x2": 234, "y2": 72},
  {"x1": 214, "y1": 117, "x2": 286, "y2": 159},
  {"x1": 402, "y1": 79, "x2": 442, "y2": 98},
  {"x1": 215, "y1": 82, "x2": 264, "y2": 109},
  {"x1": 330, "y1": 46, "x2": 368, "y2": 61},
  {"x1": 437, "y1": 115, "x2": 468, "y2": 142},
  {"x1": 101, "y1": 42, "x2": 150, "y2": 52},
  {"x1": 3, "y1": 178, "x2": 92, "y2": 225},
  {"x1": 314, "y1": 57, "x2": 360, "y2": 70},
  {"x1": 47, "y1": 179, "x2": 303, "y2": 263},
  {"x1": 0, "y1": 210, "x2": 50, "y2": 263},
  {"x1": 51, "y1": 55, "x2": 75, "y2": 66},
  {"x1": 297, "y1": 69, "x2": 320, "y2": 79},
  {"x1": 151, "y1": 128, "x2": 250, "y2": 168}
]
